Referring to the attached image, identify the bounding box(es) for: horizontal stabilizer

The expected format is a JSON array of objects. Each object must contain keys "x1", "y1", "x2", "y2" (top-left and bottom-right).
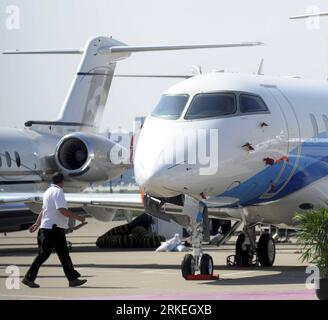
[
  {"x1": 289, "y1": 12, "x2": 328, "y2": 19},
  {"x1": 3, "y1": 49, "x2": 84, "y2": 55},
  {"x1": 113, "y1": 74, "x2": 192, "y2": 79},
  {"x1": 99, "y1": 42, "x2": 264, "y2": 55},
  {"x1": 3, "y1": 41, "x2": 263, "y2": 56}
]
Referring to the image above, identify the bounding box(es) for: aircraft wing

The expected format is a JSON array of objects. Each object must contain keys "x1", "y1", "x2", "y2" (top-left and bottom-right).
[
  {"x1": 64, "y1": 193, "x2": 143, "y2": 210},
  {"x1": 0, "y1": 192, "x2": 241, "y2": 214},
  {"x1": 0, "y1": 193, "x2": 43, "y2": 204},
  {"x1": 0, "y1": 192, "x2": 143, "y2": 210},
  {"x1": 0, "y1": 192, "x2": 237, "y2": 224}
]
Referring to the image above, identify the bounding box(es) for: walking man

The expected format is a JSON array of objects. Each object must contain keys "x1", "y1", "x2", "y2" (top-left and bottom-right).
[{"x1": 22, "y1": 173, "x2": 87, "y2": 288}]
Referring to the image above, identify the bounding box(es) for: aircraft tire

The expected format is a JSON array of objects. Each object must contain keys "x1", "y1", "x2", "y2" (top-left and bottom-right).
[
  {"x1": 235, "y1": 233, "x2": 253, "y2": 266},
  {"x1": 257, "y1": 233, "x2": 276, "y2": 266},
  {"x1": 181, "y1": 254, "x2": 195, "y2": 279},
  {"x1": 200, "y1": 254, "x2": 214, "y2": 275}
]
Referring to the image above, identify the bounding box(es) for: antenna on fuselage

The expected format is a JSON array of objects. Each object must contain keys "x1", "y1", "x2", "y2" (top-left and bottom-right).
[
  {"x1": 257, "y1": 58, "x2": 264, "y2": 75},
  {"x1": 190, "y1": 65, "x2": 202, "y2": 75}
]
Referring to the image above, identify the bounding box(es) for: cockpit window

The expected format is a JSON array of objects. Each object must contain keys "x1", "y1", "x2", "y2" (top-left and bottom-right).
[
  {"x1": 151, "y1": 95, "x2": 189, "y2": 120},
  {"x1": 184, "y1": 93, "x2": 236, "y2": 120},
  {"x1": 239, "y1": 94, "x2": 268, "y2": 113}
]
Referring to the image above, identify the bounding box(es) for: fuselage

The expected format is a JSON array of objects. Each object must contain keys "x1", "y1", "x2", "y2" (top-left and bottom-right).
[
  {"x1": 135, "y1": 72, "x2": 328, "y2": 226},
  {"x1": 0, "y1": 127, "x2": 56, "y2": 193}
]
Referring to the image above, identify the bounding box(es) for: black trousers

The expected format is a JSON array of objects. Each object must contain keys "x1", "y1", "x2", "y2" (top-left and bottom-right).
[{"x1": 24, "y1": 227, "x2": 80, "y2": 282}]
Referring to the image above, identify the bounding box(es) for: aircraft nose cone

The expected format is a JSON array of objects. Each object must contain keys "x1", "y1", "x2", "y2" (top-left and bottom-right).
[
  {"x1": 134, "y1": 137, "x2": 163, "y2": 190},
  {"x1": 134, "y1": 119, "x2": 181, "y2": 197},
  {"x1": 134, "y1": 116, "x2": 218, "y2": 198},
  {"x1": 135, "y1": 160, "x2": 179, "y2": 197}
]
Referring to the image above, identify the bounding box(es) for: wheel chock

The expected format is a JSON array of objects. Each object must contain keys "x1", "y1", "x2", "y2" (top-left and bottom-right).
[{"x1": 186, "y1": 274, "x2": 219, "y2": 280}]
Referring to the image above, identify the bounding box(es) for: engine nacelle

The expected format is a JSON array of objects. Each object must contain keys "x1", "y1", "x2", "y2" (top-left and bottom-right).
[{"x1": 55, "y1": 132, "x2": 128, "y2": 183}]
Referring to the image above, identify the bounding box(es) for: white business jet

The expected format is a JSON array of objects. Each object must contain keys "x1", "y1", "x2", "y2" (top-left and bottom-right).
[
  {"x1": 133, "y1": 52, "x2": 328, "y2": 278},
  {"x1": 0, "y1": 36, "x2": 259, "y2": 233}
]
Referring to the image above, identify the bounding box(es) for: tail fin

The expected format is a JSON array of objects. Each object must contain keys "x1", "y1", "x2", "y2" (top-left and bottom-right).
[{"x1": 56, "y1": 37, "x2": 129, "y2": 132}]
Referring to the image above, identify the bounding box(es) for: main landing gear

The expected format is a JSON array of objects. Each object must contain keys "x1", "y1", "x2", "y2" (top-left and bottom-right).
[{"x1": 227, "y1": 224, "x2": 276, "y2": 267}]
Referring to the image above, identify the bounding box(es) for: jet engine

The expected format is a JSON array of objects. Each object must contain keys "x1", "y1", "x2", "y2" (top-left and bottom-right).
[{"x1": 55, "y1": 132, "x2": 128, "y2": 183}]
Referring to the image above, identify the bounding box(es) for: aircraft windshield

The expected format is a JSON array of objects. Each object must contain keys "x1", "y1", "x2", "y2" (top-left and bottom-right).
[
  {"x1": 151, "y1": 95, "x2": 189, "y2": 120},
  {"x1": 184, "y1": 92, "x2": 236, "y2": 120}
]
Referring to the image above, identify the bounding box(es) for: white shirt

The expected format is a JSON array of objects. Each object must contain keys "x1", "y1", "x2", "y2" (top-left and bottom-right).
[{"x1": 40, "y1": 184, "x2": 69, "y2": 229}]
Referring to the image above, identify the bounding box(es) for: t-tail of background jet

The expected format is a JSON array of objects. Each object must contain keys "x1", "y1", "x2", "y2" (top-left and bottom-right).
[
  {"x1": 5, "y1": 37, "x2": 130, "y2": 134},
  {"x1": 56, "y1": 37, "x2": 129, "y2": 132}
]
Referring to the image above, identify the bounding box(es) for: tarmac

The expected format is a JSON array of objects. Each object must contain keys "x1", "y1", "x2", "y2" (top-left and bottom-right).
[{"x1": 0, "y1": 218, "x2": 317, "y2": 300}]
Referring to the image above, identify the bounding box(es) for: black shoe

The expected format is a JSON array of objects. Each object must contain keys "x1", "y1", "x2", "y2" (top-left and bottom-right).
[
  {"x1": 69, "y1": 278, "x2": 87, "y2": 287},
  {"x1": 22, "y1": 278, "x2": 40, "y2": 288}
]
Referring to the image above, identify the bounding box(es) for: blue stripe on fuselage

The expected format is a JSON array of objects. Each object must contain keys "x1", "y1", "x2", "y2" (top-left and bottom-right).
[{"x1": 220, "y1": 133, "x2": 328, "y2": 206}]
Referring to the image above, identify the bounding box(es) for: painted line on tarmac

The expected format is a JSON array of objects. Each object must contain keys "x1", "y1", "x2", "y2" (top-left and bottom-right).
[
  {"x1": 143, "y1": 270, "x2": 176, "y2": 274},
  {"x1": 220, "y1": 270, "x2": 273, "y2": 277}
]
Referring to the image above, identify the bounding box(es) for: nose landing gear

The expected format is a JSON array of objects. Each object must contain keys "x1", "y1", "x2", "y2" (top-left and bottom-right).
[
  {"x1": 180, "y1": 196, "x2": 216, "y2": 279},
  {"x1": 181, "y1": 225, "x2": 214, "y2": 279},
  {"x1": 181, "y1": 253, "x2": 215, "y2": 279}
]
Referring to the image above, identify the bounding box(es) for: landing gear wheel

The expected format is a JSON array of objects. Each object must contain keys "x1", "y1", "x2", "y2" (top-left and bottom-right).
[
  {"x1": 257, "y1": 233, "x2": 276, "y2": 266},
  {"x1": 200, "y1": 254, "x2": 214, "y2": 275},
  {"x1": 235, "y1": 233, "x2": 253, "y2": 266},
  {"x1": 181, "y1": 254, "x2": 196, "y2": 279}
]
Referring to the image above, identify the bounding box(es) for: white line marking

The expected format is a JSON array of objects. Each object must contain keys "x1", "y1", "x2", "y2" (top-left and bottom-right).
[
  {"x1": 143, "y1": 270, "x2": 175, "y2": 274},
  {"x1": 220, "y1": 270, "x2": 265, "y2": 277}
]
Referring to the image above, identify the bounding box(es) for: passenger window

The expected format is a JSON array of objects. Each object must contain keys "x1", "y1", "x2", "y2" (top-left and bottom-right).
[
  {"x1": 310, "y1": 114, "x2": 319, "y2": 137},
  {"x1": 322, "y1": 115, "x2": 328, "y2": 136},
  {"x1": 15, "y1": 152, "x2": 21, "y2": 168},
  {"x1": 152, "y1": 95, "x2": 189, "y2": 120},
  {"x1": 239, "y1": 94, "x2": 268, "y2": 113},
  {"x1": 5, "y1": 152, "x2": 11, "y2": 168},
  {"x1": 0, "y1": 155, "x2": 2, "y2": 168},
  {"x1": 184, "y1": 93, "x2": 236, "y2": 120}
]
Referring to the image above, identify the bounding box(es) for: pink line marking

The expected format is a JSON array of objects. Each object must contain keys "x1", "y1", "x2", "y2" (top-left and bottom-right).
[{"x1": 63, "y1": 289, "x2": 317, "y2": 300}]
